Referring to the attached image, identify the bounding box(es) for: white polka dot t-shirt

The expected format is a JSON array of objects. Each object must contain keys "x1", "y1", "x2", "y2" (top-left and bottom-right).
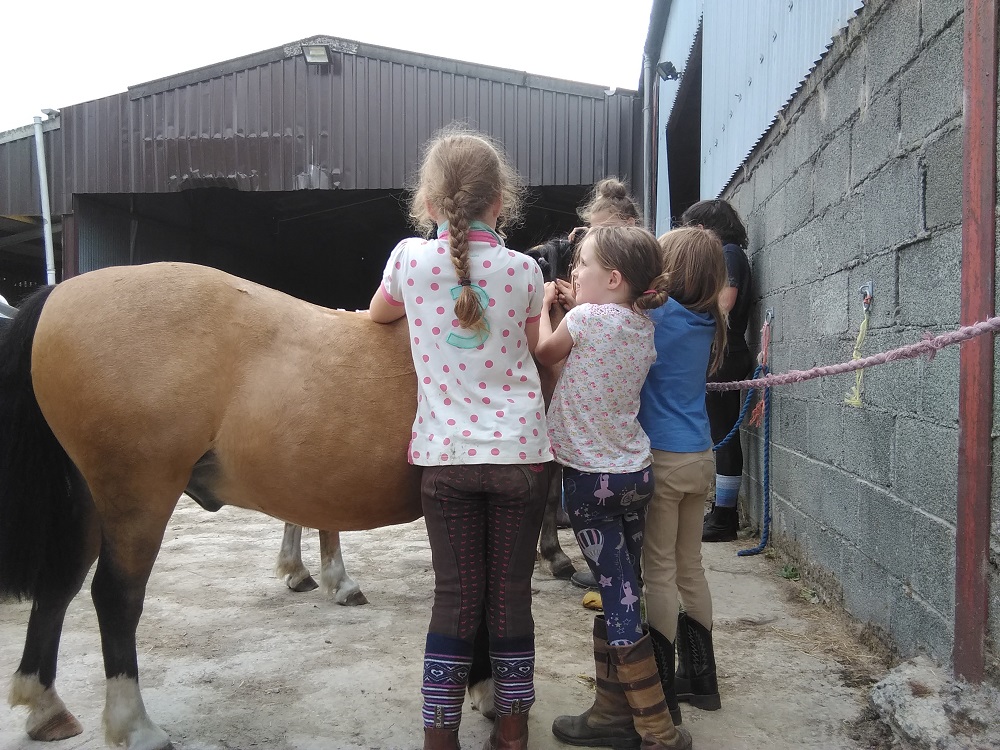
[
  {"x1": 381, "y1": 229, "x2": 552, "y2": 466},
  {"x1": 547, "y1": 303, "x2": 656, "y2": 473}
]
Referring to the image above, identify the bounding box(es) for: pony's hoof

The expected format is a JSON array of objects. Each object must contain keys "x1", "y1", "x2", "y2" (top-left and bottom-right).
[
  {"x1": 27, "y1": 709, "x2": 84, "y2": 741},
  {"x1": 290, "y1": 576, "x2": 319, "y2": 592},
  {"x1": 549, "y1": 555, "x2": 577, "y2": 580},
  {"x1": 338, "y1": 589, "x2": 369, "y2": 606}
]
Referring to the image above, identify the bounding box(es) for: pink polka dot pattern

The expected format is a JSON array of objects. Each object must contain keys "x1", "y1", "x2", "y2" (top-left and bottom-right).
[{"x1": 380, "y1": 235, "x2": 552, "y2": 466}]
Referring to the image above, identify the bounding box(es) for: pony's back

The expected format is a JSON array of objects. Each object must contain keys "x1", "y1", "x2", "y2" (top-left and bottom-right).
[{"x1": 32, "y1": 262, "x2": 422, "y2": 531}]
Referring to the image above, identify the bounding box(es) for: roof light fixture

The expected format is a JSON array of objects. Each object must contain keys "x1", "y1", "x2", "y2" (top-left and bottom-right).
[{"x1": 302, "y1": 45, "x2": 331, "y2": 65}]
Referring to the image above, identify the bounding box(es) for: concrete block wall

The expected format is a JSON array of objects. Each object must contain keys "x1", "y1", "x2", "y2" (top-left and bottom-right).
[{"x1": 719, "y1": 0, "x2": 993, "y2": 671}]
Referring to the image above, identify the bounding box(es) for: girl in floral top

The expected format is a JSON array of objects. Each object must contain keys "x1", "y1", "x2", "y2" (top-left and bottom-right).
[{"x1": 536, "y1": 226, "x2": 692, "y2": 750}]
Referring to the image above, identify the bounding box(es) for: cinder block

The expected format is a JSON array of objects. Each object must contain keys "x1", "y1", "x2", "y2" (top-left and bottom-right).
[
  {"x1": 857, "y1": 483, "x2": 915, "y2": 582},
  {"x1": 851, "y1": 85, "x2": 901, "y2": 188},
  {"x1": 819, "y1": 51, "x2": 865, "y2": 134},
  {"x1": 806, "y1": 401, "x2": 846, "y2": 465},
  {"x1": 788, "y1": 221, "x2": 823, "y2": 285},
  {"x1": 783, "y1": 170, "x2": 815, "y2": 238},
  {"x1": 841, "y1": 407, "x2": 896, "y2": 486},
  {"x1": 763, "y1": 184, "x2": 788, "y2": 246},
  {"x1": 817, "y1": 199, "x2": 863, "y2": 270},
  {"x1": 859, "y1": 328, "x2": 922, "y2": 416},
  {"x1": 900, "y1": 21, "x2": 963, "y2": 146},
  {"x1": 897, "y1": 227, "x2": 961, "y2": 326},
  {"x1": 909, "y1": 511, "x2": 956, "y2": 622},
  {"x1": 865, "y1": 0, "x2": 922, "y2": 95},
  {"x1": 813, "y1": 130, "x2": 852, "y2": 215},
  {"x1": 888, "y1": 581, "x2": 953, "y2": 661},
  {"x1": 892, "y1": 415, "x2": 959, "y2": 525},
  {"x1": 785, "y1": 338, "x2": 824, "y2": 400},
  {"x1": 781, "y1": 286, "x2": 811, "y2": 343},
  {"x1": 809, "y1": 271, "x2": 850, "y2": 336},
  {"x1": 920, "y1": 338, "x2": 960, "y2": 424},
  {"x1": 920, "y1": 0, "x2": 963, "y2": 41},
  {"x1": 813, "y1": 463, "x2": 863, "y2": 541},
  {"x1": 847, "y1": 249, "x2": 898, "y2": 330},
  {"x1": 859, "y1": 154, "x2": 922, "y2": 253},
  {"x1": 841, "y1": 549, "x2": 894, "y2": 629},
  {"x1": 772, "y1": 396, "x2": 810, "y2": 457},
  {"x1": 923, "y1": 126, "x2": 962, "y2": 229}
]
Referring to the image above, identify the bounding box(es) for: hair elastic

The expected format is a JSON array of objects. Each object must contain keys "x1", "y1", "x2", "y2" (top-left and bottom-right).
[
  {"x1": 643, "y1": 289, "x2": 658, "y2": 295},
  {"x1": 459, "y1": 278, "x2": 473, "y2": 286}
]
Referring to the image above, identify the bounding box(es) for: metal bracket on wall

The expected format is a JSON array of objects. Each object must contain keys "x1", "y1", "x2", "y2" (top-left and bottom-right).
[{"x1": 858, "y1": 280, "x2": 874, "y2": 312}]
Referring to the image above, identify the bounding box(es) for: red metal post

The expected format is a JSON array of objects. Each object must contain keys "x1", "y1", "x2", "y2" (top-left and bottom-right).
[{"x1": 954, "y1": 0, "x2": 998, "y2": 683}]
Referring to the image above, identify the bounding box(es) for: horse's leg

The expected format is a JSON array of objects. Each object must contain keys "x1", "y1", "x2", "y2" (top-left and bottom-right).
[
  {"x1": 9, "y1": 488, "x2": 100, "y2": 741},
  {"x1": 91, "y1": 500, "x2": 176, "y2": 750},
  {"x1": 316, "y1": 530, "x2": 367, "y2": 606},
  {"x1": 276, "y1": 523, "x2": 319, "y2": 592},
  {"x1": 467, "y1": 617, "x2": 495, "y2": 720},
  {"x1": 538, "y1": 464, "x2": 576, "y2": 579}
]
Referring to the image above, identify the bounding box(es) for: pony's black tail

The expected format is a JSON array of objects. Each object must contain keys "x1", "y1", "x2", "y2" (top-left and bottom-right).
[{"x1": 0, "y1": 286, "x2": 88, "y2": 601}]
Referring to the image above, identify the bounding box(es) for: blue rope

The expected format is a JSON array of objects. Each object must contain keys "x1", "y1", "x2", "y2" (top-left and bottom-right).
[
  {"x1": 738, "y1": 365, "x2": 770, "y2": 557},
  {"x1": 712, "y1": 364, "x2": 764, "y2": 452}
]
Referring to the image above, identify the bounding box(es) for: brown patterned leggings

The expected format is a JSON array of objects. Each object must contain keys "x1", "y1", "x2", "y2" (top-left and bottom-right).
[{"x1": 421, "y1": 463, "x2": 550, "y2": 642}]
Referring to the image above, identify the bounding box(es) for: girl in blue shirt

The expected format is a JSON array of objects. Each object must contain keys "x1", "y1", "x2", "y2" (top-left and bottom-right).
[{"x1": 639, "y1": 227, "x2": 729, "y2": 725}]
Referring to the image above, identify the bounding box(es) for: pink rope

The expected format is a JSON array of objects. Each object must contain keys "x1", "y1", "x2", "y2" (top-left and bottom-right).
[{"x1": 707, "y1": 316, "x2": 1000, "y2": 392}]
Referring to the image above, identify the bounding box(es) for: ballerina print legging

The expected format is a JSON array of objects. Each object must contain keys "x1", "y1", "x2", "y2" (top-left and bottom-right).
[{"x1": 563, "y1": 465, "x2": 653, "y2": 645}]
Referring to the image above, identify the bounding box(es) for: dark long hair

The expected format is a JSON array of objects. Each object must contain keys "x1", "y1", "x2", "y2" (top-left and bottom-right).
[{"x1": 680, "y1": 199, "x2": 748, "y2": 248}]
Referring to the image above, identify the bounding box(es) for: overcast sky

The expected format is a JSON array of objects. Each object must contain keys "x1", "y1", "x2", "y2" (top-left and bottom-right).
[{"x1": 0, "y1": 1, "x2": 654, "y2": 133}]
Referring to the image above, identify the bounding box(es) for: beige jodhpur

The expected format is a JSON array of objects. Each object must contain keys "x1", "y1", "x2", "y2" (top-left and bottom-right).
[{"x1": 642, "y1": 448, "x2": 715, "y2": 641}]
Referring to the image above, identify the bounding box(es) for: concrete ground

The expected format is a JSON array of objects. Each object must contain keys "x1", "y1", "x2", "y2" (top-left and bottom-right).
[{"x1": 1, "y1": 500, "x2": 890, "y2": 750}]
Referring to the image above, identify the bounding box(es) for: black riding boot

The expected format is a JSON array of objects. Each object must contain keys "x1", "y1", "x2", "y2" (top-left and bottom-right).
[
  {"x1": 649, "y1": 626, "x2": 682, "y2": 726},
  {"x1": 702, "y1": 504, "x2": 738, "y2": 542},
  {"x1": 675, "y1": 611, "x2": 721, "y2": 710}
]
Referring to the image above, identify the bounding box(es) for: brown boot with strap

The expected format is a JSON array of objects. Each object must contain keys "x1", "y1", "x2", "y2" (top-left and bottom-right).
[
  {"x1": 551, "y1": 615, "x2": 641, "y2": 749},
  {"x1": 482, "y1": 709, "x2": 528, "y2": 750},
  {"x1": 609, "y1": 635, "x2": 693, "y2": 750},
  {"x1": 424, "y1": 726, "x2": 460, "y2": 749}
]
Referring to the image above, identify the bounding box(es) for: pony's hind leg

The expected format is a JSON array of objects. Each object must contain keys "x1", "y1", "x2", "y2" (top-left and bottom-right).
[
  {"x1": 538, "y1": 465, "x2": 576, "y2": 579},
  {"x1": 318, "y1": 531, "x2": 367, "y2": 606},
  {"x1": 276, "y1": 523, "x2": 319, "y2": 592},
  {"x1": 91, "y1": 501, "x2": 176, "y2": 750},
  {"x1": 10, "y1": 497, "x2": 100, "y2": 741}
]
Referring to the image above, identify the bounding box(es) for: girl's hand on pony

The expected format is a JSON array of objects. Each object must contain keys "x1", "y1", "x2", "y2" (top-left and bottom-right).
[
  {"x1": 555, "y1": 278, "x2": 577, "y2": 311},
  {"x1": 543, "y1": 281, "x2": 559, "y2": 309}
]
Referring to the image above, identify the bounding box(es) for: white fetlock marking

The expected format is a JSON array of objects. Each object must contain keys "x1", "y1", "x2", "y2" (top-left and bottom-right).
[
  {"x1": 103, "y1": 676, "x2": 170, "y2": 750},
  {"x1": 9, "y1": 672, "x2": 71, "y2": 734},
  {"x1": 469, "y1": 677, "x2": 496, "y2": 719},
  {"x1": 276, "y1": 524, "x2": 309, "y2": 583}
]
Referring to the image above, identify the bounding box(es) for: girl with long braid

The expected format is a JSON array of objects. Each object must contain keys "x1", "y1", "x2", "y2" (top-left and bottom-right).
[{"x1": 368, "y1": 127, "x2": 552, "y2": 750}]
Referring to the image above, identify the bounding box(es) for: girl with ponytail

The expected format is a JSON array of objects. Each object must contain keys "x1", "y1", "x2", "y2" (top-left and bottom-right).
[{"x1": 368, "y1": 126, "x2": 551, "y2": 750}]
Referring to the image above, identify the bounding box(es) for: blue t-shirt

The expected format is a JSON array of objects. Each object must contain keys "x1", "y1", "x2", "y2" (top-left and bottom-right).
[{"x1": 637, "y1": 297, "x2": 716, "y2": 453}]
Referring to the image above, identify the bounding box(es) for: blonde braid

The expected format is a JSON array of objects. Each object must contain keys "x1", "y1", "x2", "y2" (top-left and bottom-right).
[{"x1": 443, "y1": 198, "x2": 487, "y2": 332}]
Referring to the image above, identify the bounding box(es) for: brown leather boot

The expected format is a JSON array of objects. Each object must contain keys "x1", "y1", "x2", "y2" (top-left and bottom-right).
[
  {"x1": 424, "y1": 726, "x2": 460, "y2": 749},
  {"x1": 609, "y1": 635, "x2": 693, "y2": 750},
  {"x1": 551, "y1": 616, "x2": 640, "y2": 749},
  {"x1": 482, "y1": 710, "x2": 528, "y2": 750}
]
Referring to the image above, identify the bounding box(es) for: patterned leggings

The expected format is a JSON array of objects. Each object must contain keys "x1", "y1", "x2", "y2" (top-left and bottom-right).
[
  {"x1": 563, "y1": 465, "x2": 653, "y2": 645},
  {"x1": 420, "y1": 463, "x2": 549, "y2": 728}
]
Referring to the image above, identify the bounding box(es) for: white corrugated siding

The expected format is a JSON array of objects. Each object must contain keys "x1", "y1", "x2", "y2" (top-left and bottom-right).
[{"x1": 700, "y1": 0, "x2": 864, "y2": 197}]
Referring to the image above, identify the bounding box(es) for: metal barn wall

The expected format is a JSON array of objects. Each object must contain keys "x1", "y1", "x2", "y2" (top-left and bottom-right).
[
  {"x1": 0, "y1": 39, "x2": 640, "y2": 217},
  {"x1": 700, "y1": 0, "x2": 864, "y2": 197},
  {"x1": 0, "y1": 120, "x2": 60, "y2": 215}
]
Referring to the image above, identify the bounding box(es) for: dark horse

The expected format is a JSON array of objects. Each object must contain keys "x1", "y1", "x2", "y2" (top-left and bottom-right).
[{"x1": 0, "y1": 263, "x2": 517, "y2": 749}]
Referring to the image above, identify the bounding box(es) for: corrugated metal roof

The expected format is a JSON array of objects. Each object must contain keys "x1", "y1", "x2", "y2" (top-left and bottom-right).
[
  {"x1": 699, "y1": 0, "x2": 864, "y2": 197},
  {"x1": 0, "y1": 36, "x2": 639, "y2": 216}
]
